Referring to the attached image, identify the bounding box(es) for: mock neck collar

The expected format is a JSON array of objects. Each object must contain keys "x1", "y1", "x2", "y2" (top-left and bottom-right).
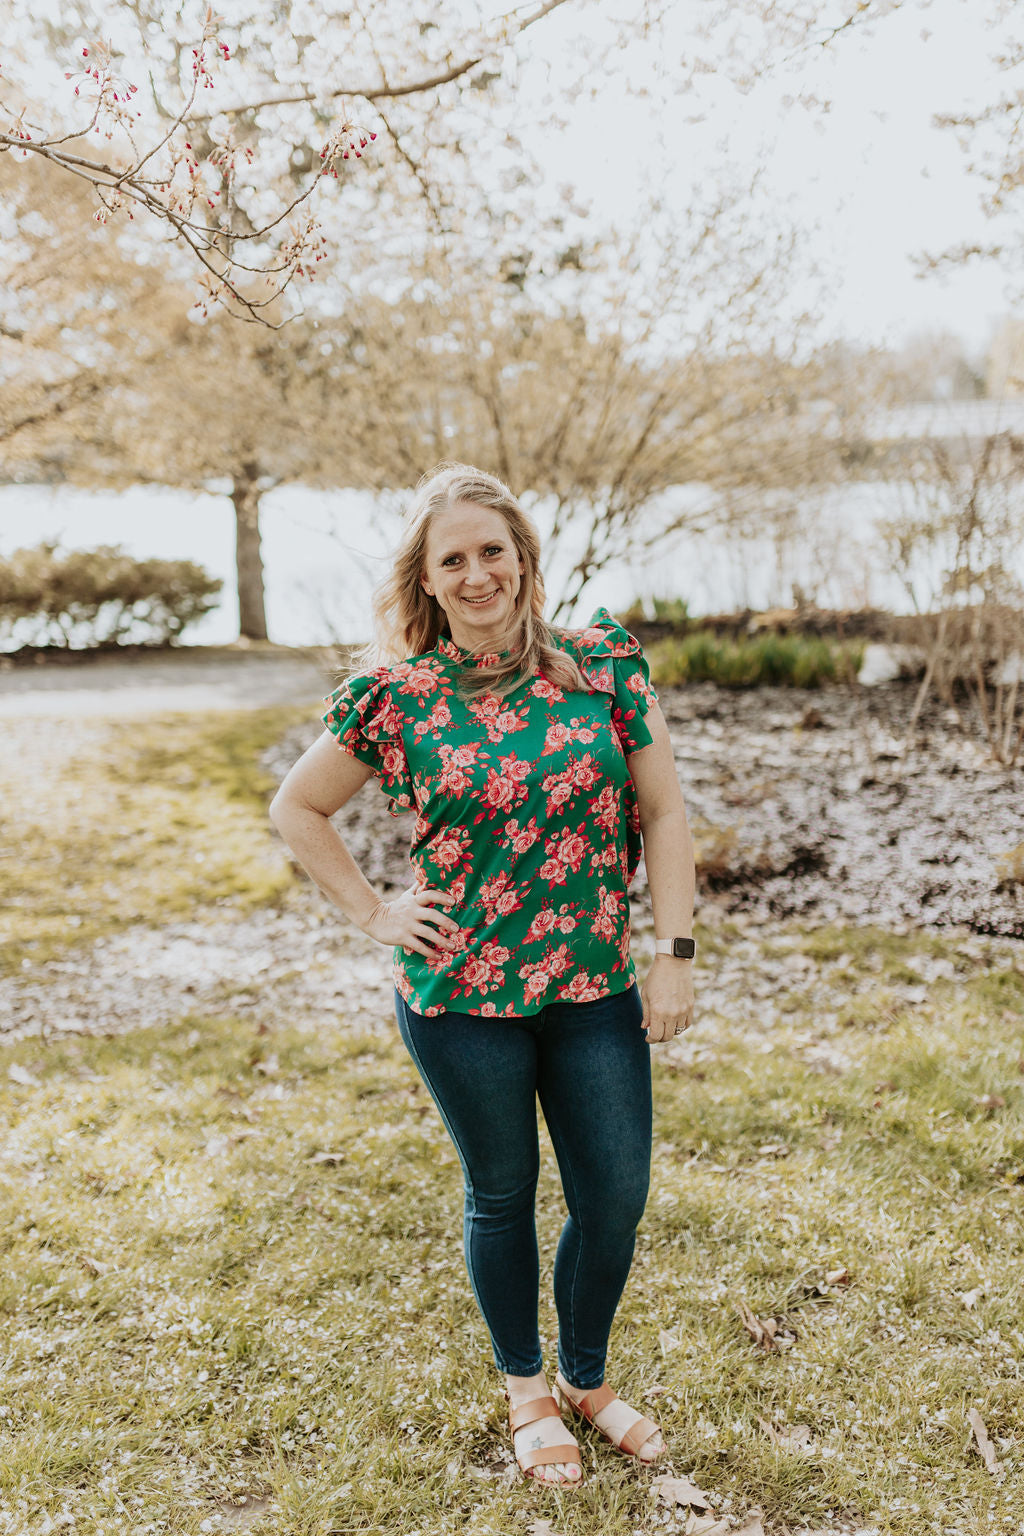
[{"x1": 436, "y1": 633, "x2": 510, "y2": 669}]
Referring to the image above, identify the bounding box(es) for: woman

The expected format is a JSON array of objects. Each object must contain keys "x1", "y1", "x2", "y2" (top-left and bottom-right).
[{"x1": 270, "y1": 463, "x2": 696, "y2": 1488}]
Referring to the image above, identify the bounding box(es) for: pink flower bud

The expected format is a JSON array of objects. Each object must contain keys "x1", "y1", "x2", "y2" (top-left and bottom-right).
[
  {"x1": 82, "y1": 47, "x2": 89, "y2": 56},
  {"x1": 369, "y1": 131, "x2": 377, "y2": 141}
]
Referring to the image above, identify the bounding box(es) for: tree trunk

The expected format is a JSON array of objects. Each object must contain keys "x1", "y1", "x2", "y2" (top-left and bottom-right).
[{"x1": 231, "y1": 466, "x2": 268, "y2": 641}]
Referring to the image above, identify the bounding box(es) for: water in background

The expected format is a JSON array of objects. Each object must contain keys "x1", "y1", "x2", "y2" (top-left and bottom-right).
[{"x1": 0, "y1": 479, "x2": 921, "y2": 647}]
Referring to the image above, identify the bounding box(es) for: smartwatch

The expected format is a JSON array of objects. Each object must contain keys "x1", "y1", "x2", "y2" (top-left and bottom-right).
[{"x1": 654, "y1": 937, "x2": 696, "y2": 959}]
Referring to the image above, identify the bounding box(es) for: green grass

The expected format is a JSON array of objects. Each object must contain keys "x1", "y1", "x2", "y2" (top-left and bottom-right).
[
  {"x1": 3, "y1": 706, "x2": 1023, "y2": 1533},
  {"x1": 1, "y1": 937, "x2": 1022, "y2": 1534},
  {"x1": 647, "y1": 632, "x2": 864, "y2": 689},
  {"x1": 0, "y1": 706, "x2": 307, "y2": 976}
]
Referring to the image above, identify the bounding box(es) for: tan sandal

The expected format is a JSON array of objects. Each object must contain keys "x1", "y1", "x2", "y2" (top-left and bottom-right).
[
  {"x1": 554, "y1": 1380, "x2": 665, "y2": 1462},
  {"x1": 505, "y1": 1392, "x2": 584, "y2": 1484}
]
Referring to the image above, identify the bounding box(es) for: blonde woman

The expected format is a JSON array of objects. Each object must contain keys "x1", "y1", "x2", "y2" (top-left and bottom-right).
[{"x1": 270, "y1": 464, "x2": 696, "y2": 1487}]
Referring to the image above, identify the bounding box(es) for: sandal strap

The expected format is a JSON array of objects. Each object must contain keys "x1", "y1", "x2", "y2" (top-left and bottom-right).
[
  {"x1": 575, "y1": 1382, "x2": 618, "y2": 1421},
  {"x1": 508, "y1": 1394, "x2": 563, "y2": 1433},
  {"x1": 619, "y1": 1414, "x2": 662, "y2": 1457},
  {"x1": 518, "y1": 1442, "x2": 583, "y2": 1472}
]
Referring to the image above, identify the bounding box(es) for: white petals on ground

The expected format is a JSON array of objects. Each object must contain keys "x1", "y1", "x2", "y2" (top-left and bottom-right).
[
  {"x1": 652, "y1": 1474, "x2": 713, "y2": 1510},
  {"x1": 968, "y1": 1408, "x2": 999, "y2": 1475},
  {"x1": 658, "y1": 1326, "x2": 681, "y2": 1352}
]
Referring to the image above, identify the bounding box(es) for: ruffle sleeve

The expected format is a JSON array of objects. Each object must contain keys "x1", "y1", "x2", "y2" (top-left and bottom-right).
[
  {"x1": 322, "y1": 669, "x2": 415, "y2": 815},
  {"x1": 574, "y1": 607, "x2": 659, "y2": 754}
]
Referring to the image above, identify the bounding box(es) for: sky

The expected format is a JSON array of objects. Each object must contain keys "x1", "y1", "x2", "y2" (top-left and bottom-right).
[{"x1": 514, "y1": 0, "x2": 1013, "y2": 352}]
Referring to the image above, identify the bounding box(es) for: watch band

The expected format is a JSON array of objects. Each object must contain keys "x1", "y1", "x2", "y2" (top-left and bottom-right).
[{"x1": 655, "y1": 937, "x2": 696, "y2": 959}]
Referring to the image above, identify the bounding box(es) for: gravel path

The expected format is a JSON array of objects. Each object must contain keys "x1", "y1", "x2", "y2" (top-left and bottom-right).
[{"x1": 0, "y1": 646, "x2": 334, "y2": 717}]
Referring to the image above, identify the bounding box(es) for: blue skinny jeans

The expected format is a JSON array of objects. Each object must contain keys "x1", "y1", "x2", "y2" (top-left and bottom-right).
[{"x1": 394, "y1": 983, "x2": 652, "y2": 1390}]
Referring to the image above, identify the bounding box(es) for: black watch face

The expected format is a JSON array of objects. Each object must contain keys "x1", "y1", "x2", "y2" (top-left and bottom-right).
[{"x1": 672, "y1": 938, "x2": 696, "y2": 959}]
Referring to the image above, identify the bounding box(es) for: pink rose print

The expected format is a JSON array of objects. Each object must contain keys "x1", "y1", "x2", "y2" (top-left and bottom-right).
[
  {"x1": 524, "y1": 906, "x2": 558, "y2": 942},
  {"x1": 543, "y1": 722, "x2": 571, "y2": 755},
  {"x1": 499, "y1": 755, "x2": 532, "y2": 782},
  {"x1": 415, "y1": 697, "x2": 455, "y2": 741},
  {"x1": 478, "y1": 768, "x2": 528, "y2": 817},
  {"x1": 454, "y1": 939, "x2": 510, "y2": 997},
  {"x1": 538, "y1": 857, "x2": 569, "y2": 887},
  {"x1": 501, "y1": 816, "x2": 541, "y2": 855},
  {"x1": 589, "y1": 884, "x2": 622, "y2": 941},
  {"x1": 558, "y1": 971, "x2": 605, "y2": 1003},
  {"x1": 393, "y1": 661, "x2": 444, "y2": 700},
  {"x1": 572, "y1": 755, "x2": 599, "y2": 790},
  {"x1": 545, "y1": 780, "x2": 575, "y2": 813},
  {"x1": 556, "y1": 830, "x2": 588, "y2": 872},
  {"x1": 326, "y1": 610, "x2": 653, "y2": 1017},
  {"x1": 590, "y1": 784, "x2": 620, "y2": 835},
  {"x1": 428, "y1": 825, "x2": 473, "y2": 872}
]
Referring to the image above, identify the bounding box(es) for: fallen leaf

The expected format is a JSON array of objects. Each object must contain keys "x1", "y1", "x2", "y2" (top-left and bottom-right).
[
  {"x1": 652, "y1": 1474, "x2": 712, "y2": 1510},
  {"x1": 974, "y1": 1094, "x2": 1005, "y2": 1111},
  {"x1": 686, "y1": 1515, "x2": 733, "y2": 1536},
  {"x1": 737, "y1": 1302, "x2": 775, "y2": 1349},
  {"x1": 958, "y1": 1287, "x2": 982, "y2": 1310},
  {"x1": 729, "y1": 1515, "x2": 766, "y2": 1536},
  {"x1": 7, "y1": 1063, "x2": 41, "y2": 1087},
  {"x1": 308, "y1": 1150, "x2": 346, "y2": 1164},
  {"x1": 216, "y1": 1496, "x2": 272, "y2": 1531},
  {"x1": 528, "y1": 1522, "x2": 558, "y2": 1536},
  {"x1": 757, "y1": 1417, "x2": 814, "y2": 1452},
  {"x1": 756, "y1": 1141, "x2": 789, "y2": 1157},
  {"x1": 644, "y1": 1384, "x2": 670, "y2": 1401},
  {"x1": 658, "y1": 1327, "x2": 681, "y2": 1352},
  {"x1": 737, "y1": 1302, "x2": 795, "y2": 1350},
  {"x1": 969, "y1": 1408, "x2": 999, "y2": 1475},
  {"x1": 824, "y1": 1267, "x2": 850, "y2": 1286},
  {"x1": 75, "y1": 1253, "x2": 111, "y2": 1277},
  {"x1": 685, "y1": 1516, "x2": 732, "y2": 1536},
  {"x1": 252, "y1": 1052, "x2": 279, "y2": 1076}
]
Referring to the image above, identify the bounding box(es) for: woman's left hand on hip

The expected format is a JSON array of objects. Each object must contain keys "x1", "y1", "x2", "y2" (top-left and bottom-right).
[{"x1": 640, "y1": 958, "x2": 695, "y2": 1042}]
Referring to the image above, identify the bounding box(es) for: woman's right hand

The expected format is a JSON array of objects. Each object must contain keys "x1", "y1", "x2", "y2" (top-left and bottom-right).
[{"x1": 363, "y1": 886, "x2": 461, "y2": 958}]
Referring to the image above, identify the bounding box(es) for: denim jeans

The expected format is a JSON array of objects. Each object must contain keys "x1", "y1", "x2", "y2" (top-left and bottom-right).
[{"x1": 394, "y1": 983, "x2": 652, "y2": 1390}]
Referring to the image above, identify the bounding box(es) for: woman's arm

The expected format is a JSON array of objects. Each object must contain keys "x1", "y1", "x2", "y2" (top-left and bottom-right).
[
  {"x1": 626, "y1": 702, "x2": 696, "y2": 1043},
  {"x1": 269, "y1": 731, "x2": 460, "y2": 958}
]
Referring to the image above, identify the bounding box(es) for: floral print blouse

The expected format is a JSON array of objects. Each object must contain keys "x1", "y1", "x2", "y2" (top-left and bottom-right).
[{"x1": 322, "y1": 608, "x2": 658, "y2": 1017}]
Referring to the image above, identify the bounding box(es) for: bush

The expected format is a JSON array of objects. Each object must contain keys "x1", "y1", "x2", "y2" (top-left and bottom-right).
[
  {"x1": 647, "y1": 630, "x2": 864, "y2": 688},
  {"x1": 0, "y1": 542, "x2": 222, "y2": 651}
]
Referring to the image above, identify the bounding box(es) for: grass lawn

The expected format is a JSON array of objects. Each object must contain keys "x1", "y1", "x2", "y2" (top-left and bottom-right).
[{"x1": 2, "y1": 707, "x2": 1022, "y2": 1535}]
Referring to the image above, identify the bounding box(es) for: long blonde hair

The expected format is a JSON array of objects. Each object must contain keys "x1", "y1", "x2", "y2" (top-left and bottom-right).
[{"x1": 358, "y1": 463, "x2": 585, "y2": 700}]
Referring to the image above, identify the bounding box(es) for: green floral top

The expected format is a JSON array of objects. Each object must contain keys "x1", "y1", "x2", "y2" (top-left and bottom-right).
[{"x1": 322, "y1": 608, "x2": 658, "y2": 1017}]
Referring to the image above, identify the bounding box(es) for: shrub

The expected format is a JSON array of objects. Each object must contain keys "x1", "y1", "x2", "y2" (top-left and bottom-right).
[
  {"x1": 0, "y1": 542, "x2": 222, "y2": 651},
  {"x1": 647, "y1": 630, "x2": 864, "y2": 688}
]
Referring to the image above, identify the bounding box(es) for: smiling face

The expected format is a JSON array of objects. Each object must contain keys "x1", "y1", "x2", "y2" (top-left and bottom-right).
[{"x1": 420, "y1": 501, "x2": 526, "y2": 651}]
